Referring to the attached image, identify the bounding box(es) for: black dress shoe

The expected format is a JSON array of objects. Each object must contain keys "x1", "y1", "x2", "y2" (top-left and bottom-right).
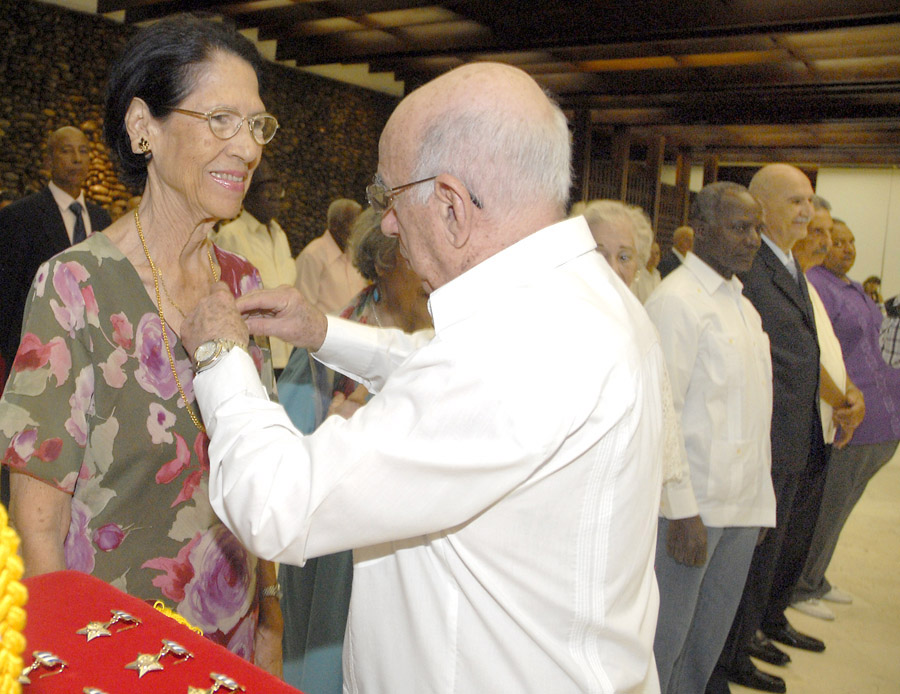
[
  {"x1": 748, "y1": 632, "x2": 791, "y2": 666},
  {"x1": 764, "y1": 622, "x2": 826, "y2": 652},
  {"x1": 728, "y1": 664, "x2": 786, "y2": 693}
]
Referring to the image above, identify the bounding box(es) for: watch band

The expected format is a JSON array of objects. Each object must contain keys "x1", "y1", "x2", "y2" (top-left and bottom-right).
[
  {"x1": 259, "y1": 583, "x2": 283, "y2": 600},
  {"x1": 193, "y1": 338, "x2": 247, "y2": 374}
]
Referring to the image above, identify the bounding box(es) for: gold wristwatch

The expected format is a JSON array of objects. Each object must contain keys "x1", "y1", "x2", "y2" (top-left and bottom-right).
[{"x1": 193, "y1": 338, "x2": 247, "y2": 374}]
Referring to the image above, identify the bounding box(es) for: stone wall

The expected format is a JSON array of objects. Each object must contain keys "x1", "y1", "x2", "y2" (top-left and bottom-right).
[{"x1": 0, "y1": 0, "x2": 396, "y2": 253}]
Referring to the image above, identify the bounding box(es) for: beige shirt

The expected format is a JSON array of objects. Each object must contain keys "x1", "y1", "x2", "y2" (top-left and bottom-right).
[
  {"x1": 806, "y1": 278, "x2": 848, "y2": 444},
  {"x1": 294, "y1": 230, "x2": 370, "y2": 315},
  {"x1": 213, "y1": 209, "x2": 296, "y2": 368}
]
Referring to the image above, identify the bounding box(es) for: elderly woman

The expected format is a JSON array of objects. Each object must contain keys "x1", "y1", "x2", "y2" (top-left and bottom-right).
[
  {"x1": 332, "y1": 207, "x2": 432, "y2": 401},
  {"x1": 278, "y1": 207, "x2": 432, "y2": 693},
  {"x1": 581, "y1": 200, "x2": 655, "y2": 299},
  {"x1": 0, "y1": 16, "x2": 282, "y2": 672},
  {"x1": 627, "y1": 207, "x2": 658, "y2": 303}
]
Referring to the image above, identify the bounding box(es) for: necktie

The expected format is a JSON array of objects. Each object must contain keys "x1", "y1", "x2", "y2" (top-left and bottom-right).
[{"x1": 70, "y1": 201, "x2": 86, "y2": 244}]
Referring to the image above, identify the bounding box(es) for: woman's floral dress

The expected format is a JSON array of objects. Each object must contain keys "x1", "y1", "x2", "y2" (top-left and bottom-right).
[{"x1": 0, "y1": 232, "x2": 263, "y2": 657}]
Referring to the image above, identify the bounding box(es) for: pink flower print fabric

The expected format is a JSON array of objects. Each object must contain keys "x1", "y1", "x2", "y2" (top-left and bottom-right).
[{"x1": 0, "y1": 233, "x2": 264, "y2": 657}]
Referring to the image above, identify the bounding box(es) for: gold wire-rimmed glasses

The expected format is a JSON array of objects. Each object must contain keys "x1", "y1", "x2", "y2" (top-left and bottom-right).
[
  {"x1": 366, "y1": 175, "x2": 437, "y2": 215},
  {"x1": 172, "y1": 107, "x2": 279, "y2": 145},
  {"x1": 366, "y1": 174, "x2": 482, "y2": 214}
]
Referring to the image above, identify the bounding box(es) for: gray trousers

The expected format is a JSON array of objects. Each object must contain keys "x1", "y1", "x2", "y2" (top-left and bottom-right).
[
  {"x1": 793, "y1": 439, "x2": 899, "y2": 602},
  {"x1": 654, "y1": 519, "x2": 759, "y2": 694}
]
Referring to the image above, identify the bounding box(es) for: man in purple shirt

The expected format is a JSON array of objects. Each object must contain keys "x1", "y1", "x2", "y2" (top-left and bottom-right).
[{"x1": 793, "y1": 218, "x2": 900, "y2": 613}]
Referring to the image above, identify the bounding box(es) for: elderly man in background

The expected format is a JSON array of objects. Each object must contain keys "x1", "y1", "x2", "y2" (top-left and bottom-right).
[
  {"x1": 183, "y1": 62, "x2": 666, "y2": 693},
  {"x1": 709, "y1": 164, "x2": 827, "y2": 694},
  {"x1": 0, "y1": 125, "x2": 112, "y2": 378},
  {"x1": 0, "y1": 125, "x2": 112, "y2": 508},
  {"x1": 658, "y1": 225, "x2": 693, "y2": 278},
  {"x1": 765, "y1": 197, "x2": 866, "y2": 627},
  {"x1": 294, "y1": 197, "x2": 368, "y2": 314},
  {"x1": 793, "y1": 218, "x2": 900, "y2": 619},
  {"x1": 648, "y1": 182, "x2": 775, "y2": 694},
  {"x1": 213, "y1": 158, "x2": 296, "y2": 372}
]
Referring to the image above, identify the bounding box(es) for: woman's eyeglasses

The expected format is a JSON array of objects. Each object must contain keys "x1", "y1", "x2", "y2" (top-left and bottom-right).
[{"x1": 172, "y1": 107, "x2": 279, "y2": 145}]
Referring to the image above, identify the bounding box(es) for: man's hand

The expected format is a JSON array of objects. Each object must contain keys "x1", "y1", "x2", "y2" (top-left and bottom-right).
[
  {"x1": 666, "y1": 515, "x2": 707, "y2": 567},
  {"x1": 833, "y1": 383, "x2": 865, "y2": 449},
  {"x1": 181, "y1": 283, "x2": 249, "y2": 358},
  {"x1": 237, "y1": 286, "x2": 328, "y2": 352}
]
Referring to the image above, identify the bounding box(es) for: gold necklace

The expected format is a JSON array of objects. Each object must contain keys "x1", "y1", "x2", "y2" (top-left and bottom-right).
[
  {"x1": 158, "y1": 270, "x2": 187, "y2": 318},
  {"x1": 133, "y1": 209, "x2": 219, "y2": 432}
]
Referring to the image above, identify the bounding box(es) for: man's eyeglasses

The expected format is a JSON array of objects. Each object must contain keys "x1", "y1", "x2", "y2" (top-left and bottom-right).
[
  {"x1": 366, "y1": 176, "x2": 436, "y2": 215},
  {"x1": 172, "y1": 107, "x2": 279, "y2": 145},
  {"x1": 366, "y1": 174, "x2": 482, "y2": 215}
]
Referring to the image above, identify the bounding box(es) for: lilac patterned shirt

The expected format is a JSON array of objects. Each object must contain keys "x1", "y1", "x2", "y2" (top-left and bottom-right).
[{"x1": 807, "y1": 265, "x2": 900, "y2": 445}]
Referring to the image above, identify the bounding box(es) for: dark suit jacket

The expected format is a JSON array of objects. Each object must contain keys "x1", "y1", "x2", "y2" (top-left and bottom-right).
[
  {"x1": 738, "y1": 241, "x2": 821, "y2": 477},
  {"x1": 0, "y1": 186, "x2": 112, "y2": 368},
  {"x1": 657, "y1": 249, "x2": 682, "y2": 279}
]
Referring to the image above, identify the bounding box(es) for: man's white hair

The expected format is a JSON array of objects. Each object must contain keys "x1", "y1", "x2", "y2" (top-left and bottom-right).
[{"x1": 409, "y1": 92, "x2": 572, "y2": 214}]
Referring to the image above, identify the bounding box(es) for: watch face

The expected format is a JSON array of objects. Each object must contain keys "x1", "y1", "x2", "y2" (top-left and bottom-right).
[{"x1": 194, "y1": 341, "x2": 218, "y2": 364}]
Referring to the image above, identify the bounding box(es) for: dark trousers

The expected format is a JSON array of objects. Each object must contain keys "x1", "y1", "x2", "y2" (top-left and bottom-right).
[{"x1": 707, "y1": 436, "x2": 828, "y2": 692}]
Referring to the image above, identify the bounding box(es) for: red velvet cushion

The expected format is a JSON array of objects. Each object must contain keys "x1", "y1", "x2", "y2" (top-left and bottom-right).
[{"x1": 22, "y1": 571, "x2": 303, "y2": 693}]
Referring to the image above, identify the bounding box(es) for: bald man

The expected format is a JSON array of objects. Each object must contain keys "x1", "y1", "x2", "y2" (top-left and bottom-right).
[
  {"x1": 658, "y1": 225, "x2": 694, "y2": 278},
  {"x1": 0, "y1": 126, "x2": 112, "y2": 376},
  {"x1": 183, "y1": 62, "x2": 666, "y2": 692},
  {"x1": 294, "y1": 197, "x2": 368, "y2": 315},
  {"x1": 709, "y1": 164, "x2": 827, "y2": 694}
]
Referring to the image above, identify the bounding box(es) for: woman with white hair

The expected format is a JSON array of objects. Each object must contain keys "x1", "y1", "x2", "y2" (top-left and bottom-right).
[{"x1": 580, "y1": 200, "x2": 656, "y2": 302}]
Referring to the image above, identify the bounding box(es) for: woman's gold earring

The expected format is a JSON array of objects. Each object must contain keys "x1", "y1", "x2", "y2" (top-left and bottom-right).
[{"x1": 138, "y1": 138, "x2": 151, "y2": 155}]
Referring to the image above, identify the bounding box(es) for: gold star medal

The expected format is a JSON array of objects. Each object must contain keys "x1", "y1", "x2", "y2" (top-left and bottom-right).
[
  {"x1": 76, "y1": 620, "x2": 113, "y2": 641},
  {"x1": 125, "y1": 652, "x2": 164, "y2": 677}
]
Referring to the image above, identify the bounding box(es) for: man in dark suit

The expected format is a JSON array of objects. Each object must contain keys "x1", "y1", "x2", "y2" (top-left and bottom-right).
[
  {"x1": 0, "y1": 126, "x2": 112, "y2": 374},
  {"x1": 708, "y1": 164, "x2": 827, "y2": 694},
  {"x1": 658, "y1": 225, "x2": 694, "y2": 278}
]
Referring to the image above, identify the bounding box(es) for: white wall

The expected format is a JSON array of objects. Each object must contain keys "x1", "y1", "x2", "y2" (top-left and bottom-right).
[
  {"x1": 815, "y1": 168, "x2": 900, "y2": 299},
  {"x1": 660, "y1": 165, "x2": 705, "y2": 192}
]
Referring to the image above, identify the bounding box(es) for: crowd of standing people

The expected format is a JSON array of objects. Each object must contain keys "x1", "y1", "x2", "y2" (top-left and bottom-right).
[{"x1": 1, "y1": 13, "x2": 898, "y2": 694}]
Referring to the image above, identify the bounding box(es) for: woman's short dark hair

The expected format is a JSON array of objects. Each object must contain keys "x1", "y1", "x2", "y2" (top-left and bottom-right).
[
  {"x1": 104, "y1": 14, "x2": 264, "y2": 190},
  {"x1": 350, "y1": 208, "x2": 399, "y2": 282}
]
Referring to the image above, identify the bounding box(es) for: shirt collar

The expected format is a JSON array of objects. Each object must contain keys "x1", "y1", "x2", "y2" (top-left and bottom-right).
[
  {"x1": 429, "y1": 217, "x2": 596, "y2": 333},
  {"x1": 48, "y1": 180, "x2": 86, "y2": 212},
  {"x1": 682, "y1": 251, "x2": 744, "y2": 298},
  {"x1": 321, "y1": 229, "x2": 351, "y2": 262},
  {"x1": 761, "y1": 233, "x2": 795, "y2": 273},
  {"x1": 808, "y1": 264, "x2": 861, "y2": 291}
]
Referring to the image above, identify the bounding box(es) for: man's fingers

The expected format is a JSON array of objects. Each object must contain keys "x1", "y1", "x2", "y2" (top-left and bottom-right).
[{"x1": 236, "y1": 287, "x2": 294, "y2": 316}]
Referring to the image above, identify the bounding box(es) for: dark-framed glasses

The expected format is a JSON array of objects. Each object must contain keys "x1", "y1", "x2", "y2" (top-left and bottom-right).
[
  {"x1": 366, "y1": 175, "x2": 436, "y2": 215},
  {"x1": 172, "y1": 107, "x2": 279, "y2": 145}
]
